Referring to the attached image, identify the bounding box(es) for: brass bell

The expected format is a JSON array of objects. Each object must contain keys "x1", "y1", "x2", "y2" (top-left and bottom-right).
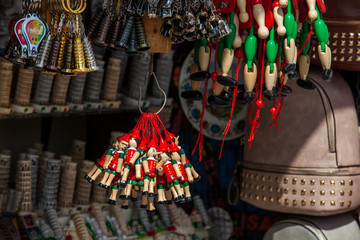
[
  {"x1": 73, "y1": 35, "x2": 89, "y2": 73},
  {"x1": 217, "y1": 19, "x2": 232, "y2": 38},
  {"x1": 61, "y1": 36, "x2": 73, "y2": 75},
  {"x1": 135, "y1": 16, "x2": 150, "y2": 51},
  {"x1": 56, "y1": 32, "x2": 67, "y2": 70},
  {"x1": 184, "y1": 11, "x2": 196, "y2": 33},
  {"x1": 206, "y1": 15, "x2": 219, "y2": 38},
  {"x1": 35, "y1": 32, "x2": 52, "y2": 69},
  {"x1": 127, "y1": 25, "x2": 137, "y2": 53},
  {"x1": 45, "y1": 33, "x2": 61, "y2": 72},
  {"x1": 83, "y1": 36, "x2": 99, "y2": 71},
  {"x1": 87, "y1": 9, "x2": 105, "y2": 40},
  {"x1": 106, "y1": 15, "x2": 122, "y2": 50},
  {"x1": 115, "y1": 15, "x2": 134, "y2": 49},
  {"x1": 196, "y1": 10, "x2": 208, "y2": 37},
  {"x1": 93, "y1": 14, "x2": 112, "y2": 47}
]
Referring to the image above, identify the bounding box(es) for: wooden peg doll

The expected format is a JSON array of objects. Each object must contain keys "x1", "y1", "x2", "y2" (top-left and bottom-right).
[
  {"x1": 99, "y1": 137, "x2": 128, "y2": 189},
  {"x1": 180, "y1": 39, "x2": 210, "y2": 101},
  {"x1": 134, "y1": 141, "x2": 147, "y2": 180},
  {"x1": 120, "y1": 130, "x2": 140, "y2": 187},
  {"x1": 129, "y1": 139, "x2": 147, "y2": 166},
  {"x1": 243, "y1": 24, "x2": 258, "y2": 103},
  {"x1": 314, "y1": 7, "x2": 332, "y2": 80},
  {"x1": 297, "y1": 22, "x2": 315, "y2": 89},
  {"x1": 306, "y1": 0, "x2": 317, "y2": 21},
  {"x1": 263, "y1": 26, "x2": 278, "y2": 100},
  {"x1": 142, "y1": 138, "x2": 159, "y2": 197},
  {"x1": 282, "y1": 1, "x2": 298, "y2": 75},
  {"x1": 85, "y1": 140, "x2": 118, "y2": 183},
  {"x1": 156, "y1": 167, "x2": 167, "y2": 204},
  {"x1": 158, "y1": 151, "x2": 184, "y2": 202},
  {"x1": 108, "y1": 170, "x2": 122, "y2": 205}
]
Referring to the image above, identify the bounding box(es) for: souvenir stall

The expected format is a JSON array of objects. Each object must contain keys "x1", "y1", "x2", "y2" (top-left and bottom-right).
[{"x1": 0, "y1": 0, "x2": 359, "y2": 239}]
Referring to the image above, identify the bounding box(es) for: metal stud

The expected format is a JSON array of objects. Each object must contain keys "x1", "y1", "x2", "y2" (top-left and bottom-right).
[
  {"x1": 340, "y1": 180, "x2": 345, "y2": 185},
  {"x1": 268, "y1": 176, "x2": 273, "y2": 182},
  {"x1": 301, "y1": 179, "x2": 306, "y2": 185},
  {"x1": 333, "y1": 32, "x2": 338, "y2": 38},
  {"x1": 320, "y1": 190, "x2": 325, "y2": 195},
  {"x1": 347, "y1": 56, "x2": 353, "y2": 61},
  {"x1": 340, "y1": 190, "x2": 345, "y2": 196},
  {"x1": 331, "y1": 201, "x2": 335, "y2": 206},
  {"x1": 276, "y1": 177, "x2": 281, "y2": 182},
  {"x1": 292, "y1": 189, "x2": 297, "y2": 195},
  {"x1": 255, "y1": 175, "x2": 260, "y2": 181},
  {"x1": 330, "y1": 190, "x2": 335, "y2": 196},
  {"x1": 349, "y1": 180, "x2": 353, "y2": 186},
  {"x1": 261, "y1": 176, "x2": 266, "y2": 181},
  {"x1": 311, "y1": 200, "x2": 316, "y2": 206},
  {"x1": 284, "y1": 178, "x2": 288, "y2": 184},
  {"x1": 293, "y1": 199, "x2": 298, "y2": 206},
  {"x1": 341, "y1": 40, "x2": 346, "y2": 46},
  {"x1": 340, "y1": 200, "x2": 344, "y2": 206},
  {"x1": 262, "y1": 196, "x2": 266, "y2": 201},
  {"x1": 285, "y1": 198, "x2": 289, "y2": 205},
  {"x1": 340, "y1": 56, "x2": 345, "y2": 62},
  {"x1": 249, "y1": 194, "x2": 253, "y2": 199},
  {"x1": 347, "y1": 201, "x2": 351, "y2": 207},
  {"x1": 320, "y1": 180, "x2": 325, "y2": 186},
  {"x1": 241, "y1": 182, "x2": 245, "y2": 188},
  {"x1": 261, "y1": 185, "x2": 266, "y2": 191},
  {"x1": 269, "y1": 197, "x2": 274, "y2": 203},
  {"x1": 301, "y1": 189, "x2": 306, "y2": 196},
  {"x1": 332, "y1": 40, "x2": 338, "y2": 46},
  {"x1": 245, "y1": 172, "x2": 249, "y2": 179},
  {"x1": 340, "y1": 48, "x2": 345, "y2": 54},
  {"x1": 349, "y1": 190, "x2": 352, "y2": 196},
  {"x1": 302, "y1": 200, "x2": 306, "y2": 206},
  {"x1": 341, "y1": 33, "x2": 346, "y2": 38},
  {"x1": 357, "y1": 48, "x2": 360, "y2": 54},
  {"x1": 277, "y1": 198, "x2": 282, "y2": 203},
  {"x1": 255, "y1": 195, "x2": 260, "y2": 200},
  {"x1": 310, "y1": 180, "x2": 315, "y2": 185},
  {"x1": 276, "y1": 187, "x2": 281, "y2": 193},
  {"x1": 284, "y1": 188, "x2": 289, "y2": 194},
  {"x1": 349, "y1": 40, "x2": 354, "y2": 47},
  {"x1": 268, "y1": 186, "x2": 273, "y2": 192},
  {"x1": 350, "y1": 32, "x2": 354, "y2": 39},
  {"x1": 255, "y1": 185, "x2": 260, "y2": 191},
  {"x1": 244, "y1": 193, "x2": 248, "y2": 198},
  {"x1": 250, "y1": 173, "x2": 254, "y2": 179},
  {"x1": 310, "y1": 190, "x2": 315, "y2": 196},
  {"x1": 292, "y1": 178, "x2": 297, "y2": 185},
  {"x1": 348, "y1": 48, "x2": 353, "y2": 54},
  {"x1": 245, "y1": 183, "x2": 249, "y2": 189},
  {"x1": 320, "y1": 201, "x2": 325, "y2": 206}
]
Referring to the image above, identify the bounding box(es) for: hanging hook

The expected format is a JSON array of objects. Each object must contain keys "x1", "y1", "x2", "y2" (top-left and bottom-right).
[{"x1": 138, "y1": 53, "x2": 167, "y2": 114}]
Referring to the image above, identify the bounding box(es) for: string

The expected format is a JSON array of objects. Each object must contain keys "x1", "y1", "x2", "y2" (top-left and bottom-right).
[
  {"x1": 219, "y1": 55, "x2": 241, "y2": 159},
  {"x1": 297, "y1": 24, "x2": 313, "y2": 56}
]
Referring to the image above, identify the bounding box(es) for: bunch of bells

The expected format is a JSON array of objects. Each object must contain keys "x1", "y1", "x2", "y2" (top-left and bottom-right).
[
  {"x1": 86, "y1": 0, "x2": 171, "y2": 53},
  {"x1": 2, "y1": 0, "x2": 99, "y2": 76},
  {"x1": 181, "y1": 0, "x2": 332, "y2": 106},
  {"x1": 160, "y1": 0, "x2": 232, "y2": 42},
  {"x1": 85, "y1": 113, "x2": 201, "y2": 212}
]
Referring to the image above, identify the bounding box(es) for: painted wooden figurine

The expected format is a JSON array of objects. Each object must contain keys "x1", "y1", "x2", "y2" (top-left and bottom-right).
[
  {"x1": 120, "y1": 130, "x2": 140, "y2": 187},
  {"x1": 85, "y1": 140, "x2": 118, "y2": 183},
  {"x1": 99, "y1": 135, "x2": 128, "y2": 189}
]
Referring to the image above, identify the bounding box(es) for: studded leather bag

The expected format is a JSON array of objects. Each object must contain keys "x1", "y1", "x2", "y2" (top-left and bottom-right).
[
  {"x1": 311, "y1": 1, "x2": 360, "y2": 71},
  {"x1": 240, "y1": 68, "x2": 360, "y2": 216}
]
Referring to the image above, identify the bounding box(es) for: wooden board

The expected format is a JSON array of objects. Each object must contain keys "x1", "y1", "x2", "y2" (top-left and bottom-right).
[{"x1": 143, "y1": 16, "x2": 172, "y2": 53}]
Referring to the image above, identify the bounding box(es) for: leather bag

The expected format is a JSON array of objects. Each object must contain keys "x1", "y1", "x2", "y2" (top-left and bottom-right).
[{"x1": 240, "y1": 68, "x2": 360, "y2": 216}]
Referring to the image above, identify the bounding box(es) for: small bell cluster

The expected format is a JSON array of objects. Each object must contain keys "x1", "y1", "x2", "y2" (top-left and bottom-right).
[
  {"x1": 161, "y1": 0, "x2": 231, "y2": 42},
  {"x1": 87, "y1": 0, "x2": 153, "y2": 53},
  {"x1": 85, "y1": 113, "x2": 200, "y2": 212}
]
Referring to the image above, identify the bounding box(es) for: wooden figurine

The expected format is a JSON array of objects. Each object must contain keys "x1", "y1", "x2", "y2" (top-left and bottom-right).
[
  {"x1": 142, "y1": 138, "x2": 158, "y2": 197},
  {"x1": 237, "y1": 0, "x2": 249, "y2": 23},
  {"x1": 264, "y1": 26, "x2": 278, "y2": 100},
  {"x1": 272, "y1": 0, "x2": 286, "y2": 36},
  {"x1": 243, "y1": 24, "x2": 258, "y2": 103},
  {"x1": 282, "y1": 1, "x2": 298, "y2": 75},
  {"x1": 85, "y1": 140, "x2": 118, "y2": 183},
  {"x1": 156, "y1": 167, "x2": 168, "y2": 204},
  {"x1": 251, "y1": 0, "x2": 269, "y2": 39},
  {"x1": 108, "y1": 171, "x2": 122, "y2": 205},
  {"x1": 99, "y1": 136, "x2": 128, "y2": 189},
  {"x1": 120, "y1": 130, "x2": 140, "y2": 186}
]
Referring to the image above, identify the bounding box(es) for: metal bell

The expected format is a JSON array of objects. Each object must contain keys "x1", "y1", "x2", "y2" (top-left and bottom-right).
[
  {"x1": 93, "y1": 14, "x2": 112, "y2": 47},
  {"x1": 115, "y1": 15, "x2": 134, "y2": 49},
  {"x1": 206, "y1": 15, "x2": 219, "y2": 38},
  {"x1": 56, "y1": 32, "x2": 67, "y2": 70},
  {"x1": 73, "y1": 35, "x2": 89, "y2": 73},
  {"x1": 217, "y1": 19, "x2": 232, "y2": 38},
  {"x1": 135, "y1": 16, "x2": 150, "y2": 51},
  {"x1": 61, "y1": 36, "x2": 73, "y2": 75},
  {"x1": 83, "y1": 36, "x2": 99, "y2": 71},
  {"x1": 196, "y1": 10, "x2": 208, "y2": 37},
  {"x1": 161, "y1": 18, "x2": 172, "y2": 37},
  {"x1": 35, "y1": 32, "x2": 52, "y2": 69},
  {"x1": 184, "y1": 11, "x2": 196, "y2": 33},
  {"x1": 87, "y1": 9, "x2": 105, "y2": 40},
  {"x1": 127, "y1": 25, "x2": 137, "y2": 53},
  {"x1": 106, "y1": 15, "x2": 122, "y2": 50},
  {"x1": 45, "y1": 34, "x2": 61, "y2": 72},
  {"x1": 161, "y1": 0, "x2": 173, "y2": 18}
]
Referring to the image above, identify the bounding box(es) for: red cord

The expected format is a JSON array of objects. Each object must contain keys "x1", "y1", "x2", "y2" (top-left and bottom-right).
[
  {"x1": 218, "y1": 57, "x2": 241, "y2": 159},
  {"x1": 191, "y1": 45, "x2": 212, "y2": 162},
  {"x1": 297, "y1": 25, "x2": 313, "y2": 56}
]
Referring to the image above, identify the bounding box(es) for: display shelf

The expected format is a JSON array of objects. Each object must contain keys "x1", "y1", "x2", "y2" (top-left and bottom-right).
[{"x1": 0, "y1": 104, "x2": 139, "y2": 120}]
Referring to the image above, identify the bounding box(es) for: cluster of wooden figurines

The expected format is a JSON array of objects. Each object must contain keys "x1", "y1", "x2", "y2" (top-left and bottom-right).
[
  {"x1": 181, "y1": 0, "x2": 332, "y2": 107},
  {"x1": 85, "y1": 113, "x2": 200, "y2": 212}
]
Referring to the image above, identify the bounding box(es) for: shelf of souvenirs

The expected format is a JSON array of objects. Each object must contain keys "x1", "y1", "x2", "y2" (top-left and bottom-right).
[{"x1": 0, "y1": 103, "x2": 141, "y2": 120}]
